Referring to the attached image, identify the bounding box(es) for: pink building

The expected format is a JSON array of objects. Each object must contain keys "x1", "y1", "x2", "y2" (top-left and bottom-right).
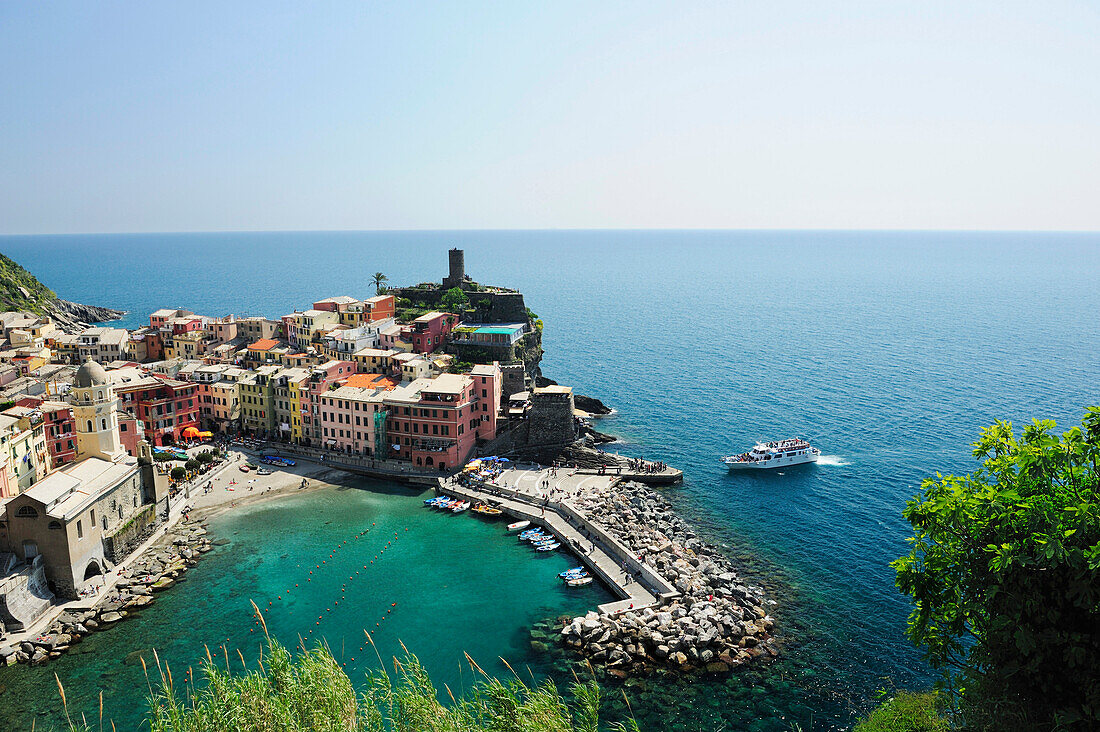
[
  {"x1": 384, "y1": 374, "x2": 477, "y2": 471},
  {"x1": 118, "y1": 411, "x2": 145, "y2": 457},
  {"x1": 318, "y1": 385, "x2": 389, "y2": 455},
  {"x1": 301, "y1": 360, "x2": 358, "y2": 444},
  {"x1": 470, "y1": 363, "x2": 502, "y2": 441},
  {"x1": 401, "y1": 311, "x2": 458, "y2": 354}
]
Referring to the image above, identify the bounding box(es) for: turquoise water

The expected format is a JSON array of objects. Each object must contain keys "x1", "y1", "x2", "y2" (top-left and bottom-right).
[
  {"x1": 0, "y1": 479, "x2": 611, "y2": 730},
  {"x1": 1, "y1": 231, "x2": 1098, "y2": 729}
]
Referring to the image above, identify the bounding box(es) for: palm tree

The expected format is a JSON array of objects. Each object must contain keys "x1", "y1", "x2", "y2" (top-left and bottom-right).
[{"x1": 372, "y1": 272, "x2": 388, "y2": 295}]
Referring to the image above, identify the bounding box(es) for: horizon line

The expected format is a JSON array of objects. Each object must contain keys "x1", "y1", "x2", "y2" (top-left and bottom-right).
[{"x1": 2, "y1": 226, "x2": 1100, "y2": 238}]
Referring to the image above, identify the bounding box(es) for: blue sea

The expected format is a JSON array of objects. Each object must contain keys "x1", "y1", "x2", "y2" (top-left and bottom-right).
[{"x1": 1, "y1": 231, "x2": 1098, "y2": 730}]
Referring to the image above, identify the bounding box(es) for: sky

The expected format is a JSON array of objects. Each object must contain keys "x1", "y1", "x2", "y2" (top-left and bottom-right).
[{"x1": 1, "y1": 1, "x2": 1098, "y2": 234}]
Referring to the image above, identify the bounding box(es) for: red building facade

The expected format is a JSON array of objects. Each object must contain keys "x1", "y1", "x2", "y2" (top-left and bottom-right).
[{"x1": 115, "y1": 375, "x2": 200, "y2": 446}]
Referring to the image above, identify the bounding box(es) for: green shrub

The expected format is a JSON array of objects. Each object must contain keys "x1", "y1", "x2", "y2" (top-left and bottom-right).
[
  {"x1": 854, "y1": 692, "x2": 949, "y2": 732},
  {"x1": 196, "y1": 451, "x2": 214, "y2": 464},
  {"x1": 185, "y1": 458, "x2": 199, "y2": 472},
  {"x1": 170, "y1": 466, "x2": 186, "y2": 481}
]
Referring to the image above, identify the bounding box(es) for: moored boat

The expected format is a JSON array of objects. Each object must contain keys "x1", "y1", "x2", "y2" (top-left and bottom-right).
[
  {"x1": 472, "y1": 504, "x2": 503, "y2": 516},
  {"x1": 723, "y1": 438, "x2": 820, "y2": 470},
  {"x1": 565, "y1": 576, "x2": 592, "y2": 586},
  {"x1": 507, "y1": 520, "x2": 531, "y2": 532},
  {"x1": 535, "y1": 542, "x2": 560, "y2": 552},
  {"x1": 451, "y1": 500, "x2": 471, "y2": 513}
]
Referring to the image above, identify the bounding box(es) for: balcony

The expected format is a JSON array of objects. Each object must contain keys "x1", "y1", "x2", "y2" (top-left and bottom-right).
[{"x1": 408, "y1": 437, "x2": 456, "y2": 453}]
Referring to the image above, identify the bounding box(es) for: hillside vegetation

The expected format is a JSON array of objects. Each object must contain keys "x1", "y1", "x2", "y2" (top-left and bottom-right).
[{"x1": 0, "y1": 251, "x2": 57, "y2": 314}]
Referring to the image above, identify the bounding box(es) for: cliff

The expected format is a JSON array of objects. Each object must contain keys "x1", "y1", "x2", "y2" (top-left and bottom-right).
[{"x1": 0, "y1": 251, "x2": 125, "y2": 331}]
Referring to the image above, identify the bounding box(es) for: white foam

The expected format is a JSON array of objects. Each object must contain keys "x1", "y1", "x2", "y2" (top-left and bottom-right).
[{"x1": 816, "y1": 455, "x2": 850, "y2": 467}]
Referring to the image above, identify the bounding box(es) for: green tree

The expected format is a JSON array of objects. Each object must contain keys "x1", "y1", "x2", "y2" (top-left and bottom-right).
[
  {"x1": 372, "y1": 272, "x2": 387, "y2": 295},
  {"x1": 185, "y1": 458, "x2": 200, "y2": 472},
  {"x1": 196, "y1": 451, "x2": 214, "y2": 465},
  {"x1": 170, "y1": 466, "x2": 186, "y2": 481},
  {"x1": 440, "y1": 286, "x2": 468, "y2": 311},
  {"x1": 893, "y1": 406, "x2": 1100, "y2": 730}
]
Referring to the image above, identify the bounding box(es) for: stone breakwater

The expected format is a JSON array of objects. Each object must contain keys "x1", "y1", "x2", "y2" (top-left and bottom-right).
[
  {"x1": 559, "y1": 482, "x2": 777, "y2": 676},
  {"x1": 0, "y1": 520, "x2": 213, "y2": 667}
]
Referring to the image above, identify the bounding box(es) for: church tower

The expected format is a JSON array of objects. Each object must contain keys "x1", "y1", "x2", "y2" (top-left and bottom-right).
[{"x1": 72, "y1": 358, "x2": 124, "y2": 463}]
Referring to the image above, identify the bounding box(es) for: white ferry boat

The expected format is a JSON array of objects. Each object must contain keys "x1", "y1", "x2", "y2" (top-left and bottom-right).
[{"x1": 723, "y1": 438, "x2": 820, "y2": 471}]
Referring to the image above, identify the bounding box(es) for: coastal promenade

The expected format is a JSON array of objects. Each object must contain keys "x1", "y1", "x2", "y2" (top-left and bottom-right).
[
  {"x1": 245, "y1": 441, "x2": 447, "y2": 486},
  {"x1": 438, "y1": 466, "x2": 679, "y2": 614}
]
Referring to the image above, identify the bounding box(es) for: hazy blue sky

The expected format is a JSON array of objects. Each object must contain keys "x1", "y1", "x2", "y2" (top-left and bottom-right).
[{"x1": 2, "y1": 1, "x2": 1098, "y2": 233}]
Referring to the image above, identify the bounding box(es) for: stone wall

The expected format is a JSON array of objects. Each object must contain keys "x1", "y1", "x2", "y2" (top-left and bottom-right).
[
  {"x1": 499, "y1": 363, "x2": 527, "y2": 399},
  {"x1": 103, "y1": 505, "x2": 156, "y2": 564},
  {"x1": 528, "y1": 389, "x2": 577, "y2": 448}
]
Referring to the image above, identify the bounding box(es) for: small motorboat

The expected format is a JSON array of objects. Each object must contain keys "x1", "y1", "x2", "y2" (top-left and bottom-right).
[
  {"x1": 473, "y1": 504, "x2": 503, "y2": 516},
  {"x1": 451, "y1": 501, "x2": 471, "y2": 513},
  {"x1": 507, "y1": 520, "x2": 531, "y2": 532},
  {"x1": 565, "y1": 576, "x2": 593, "y2": 587},
  {"x1": 559, "y1": 566, "x2": 586, "y2": 578},
  {"x1": 256, "y1": 468, "x2": 272, "y2": 476},
  {"x1": 532, "y1": 536, "x2": 558, "y2": 546},
  {"x1": 523, "y1": 532, "x2": 551, "y2": 542},
  {"x1": 238, "y1": 465, "x2": 251, "y2": 473},
  {"x1": 535, "y1": 542, "x2": 560, "y2": 552},
  {"x1": 519, "y1": 529, "x2": 545, "y2": 539}
]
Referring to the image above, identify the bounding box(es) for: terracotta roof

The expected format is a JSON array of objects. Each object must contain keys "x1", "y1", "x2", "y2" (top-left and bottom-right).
[
  {"x1": 343, "y1": 373, "x2": 400, "y2": 390},
  {"x1": 249, "y1": 338, "x2": 279, "y2": 351}
]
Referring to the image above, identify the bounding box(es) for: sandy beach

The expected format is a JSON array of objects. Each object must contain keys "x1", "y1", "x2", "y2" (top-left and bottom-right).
[{"x1": 184, "y1": 448, "x2": 348, "y2": 521}]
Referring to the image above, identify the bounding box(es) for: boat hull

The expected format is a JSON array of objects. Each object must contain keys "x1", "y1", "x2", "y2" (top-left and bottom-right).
[{"x1": 725, "y1": 452, "x2": 820, "y2": 471}]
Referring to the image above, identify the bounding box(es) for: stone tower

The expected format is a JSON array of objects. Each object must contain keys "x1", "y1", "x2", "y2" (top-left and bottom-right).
[
  {"x1": 444, "y1": 248, "x2": 465, "y2": 288},
  {"x1": 72, "y1": 358, "x2": 124, "y2": 463}
]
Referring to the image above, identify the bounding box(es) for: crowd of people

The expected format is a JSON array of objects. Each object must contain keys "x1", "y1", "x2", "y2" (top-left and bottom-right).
[{"x1": 626, "y1": 458, "x2": 668, "y2": 473}]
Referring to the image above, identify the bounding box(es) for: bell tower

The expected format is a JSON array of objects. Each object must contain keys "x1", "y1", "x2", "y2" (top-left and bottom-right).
[{"x1": 72, "y1": 358, "x2": 124, "y2": 463}]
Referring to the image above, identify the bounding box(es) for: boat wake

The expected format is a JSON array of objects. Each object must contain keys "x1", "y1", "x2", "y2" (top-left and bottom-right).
[{"x1": 816, "y1": 455, "x2": 850, "y2": 467}]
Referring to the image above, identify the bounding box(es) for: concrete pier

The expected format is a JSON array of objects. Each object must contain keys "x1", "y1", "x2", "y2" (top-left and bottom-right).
[{"x1": 438, "y1": 465, "x2": 679, "y2": 614}]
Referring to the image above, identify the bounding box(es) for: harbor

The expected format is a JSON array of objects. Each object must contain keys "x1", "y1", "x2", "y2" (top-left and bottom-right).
[{"x1": 434, "y1": 460, "x2": 777, "y2": 675}]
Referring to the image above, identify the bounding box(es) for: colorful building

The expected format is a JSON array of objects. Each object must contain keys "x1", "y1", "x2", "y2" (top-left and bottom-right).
[
  {"x1": 400, "y1": 312, "x2": 458, "y2": 354},
  {"x1": 110, "y1": 368, "x2": 200, "y2": 446},
  {"x1": 383, "y1": 373, "x2": 477, "y2": 471}
]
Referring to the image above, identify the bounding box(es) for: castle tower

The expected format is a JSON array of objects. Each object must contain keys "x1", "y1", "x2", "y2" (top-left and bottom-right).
[
  {"x1": 72, "y1": 358, "x2": 124, "y2": 463},
  {"x1": 444, "y1": 248, "x2": 465, "y2": 288}
]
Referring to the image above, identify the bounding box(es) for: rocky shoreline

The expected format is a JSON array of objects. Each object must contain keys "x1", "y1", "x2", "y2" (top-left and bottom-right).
[
  {"x1": 557, "y1": 481, "x2": 777, "y2": 677},
  {"x1": 46, "y1": 298, "x2": 126, "y2": 333},
  {"x1": 0, "y1": 519, "x2": 214, "y2": 667}
]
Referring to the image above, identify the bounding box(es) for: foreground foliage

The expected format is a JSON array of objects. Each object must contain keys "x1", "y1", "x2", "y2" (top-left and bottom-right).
[
  {"x1": 59, "y1": 621, "x2": 640, "y2": 731},
  {"x1": 853, "y1": 692, "x2": 949, "y2": 732},
  {"x1": 893, "y1": 407, "x2": 1100, "y2": 730}
]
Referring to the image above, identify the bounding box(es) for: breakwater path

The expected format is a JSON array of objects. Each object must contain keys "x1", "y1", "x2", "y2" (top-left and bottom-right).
[
  {"x1": 441, "y1": 463, "x2": 777, "y2": 677},
  {"x1": 439, "y1": 469, "x2": 673, "y2": 614}
]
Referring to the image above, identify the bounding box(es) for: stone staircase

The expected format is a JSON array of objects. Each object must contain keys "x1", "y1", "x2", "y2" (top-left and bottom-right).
[{"x1": 0, "y1": 555, "x2": 55, "y2": 632}]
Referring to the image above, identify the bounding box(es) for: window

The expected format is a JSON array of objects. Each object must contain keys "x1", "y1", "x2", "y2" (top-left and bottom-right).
[
  {"x1": 90, "y1": 509, "x2": 96, "y2": 524},
  {"x1": 77, "y1": 520, "x2": 83, "y2": 538},
  {"x1": 15, "y1": 506, "x2": 38, "y2": 519},
  {"x1": 48, "y1": 520, "x2": 63, "y2": 530}
]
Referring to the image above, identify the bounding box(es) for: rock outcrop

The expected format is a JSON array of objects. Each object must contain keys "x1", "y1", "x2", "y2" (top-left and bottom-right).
[
  {"x1": 46, "y1": 299, "x2": 126, "y2": 333},
  {"x1": 556, "y1": 482, "x2": 777, "y2": 676}
]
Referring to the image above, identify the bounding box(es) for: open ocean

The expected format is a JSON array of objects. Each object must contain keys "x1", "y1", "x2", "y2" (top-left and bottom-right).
[{"x1": 1, "y1": 230, "x2": 1098, "y2": 730}]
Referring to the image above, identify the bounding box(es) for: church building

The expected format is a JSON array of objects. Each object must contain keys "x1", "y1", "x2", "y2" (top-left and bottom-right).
[{"x1": 0, "y1": 359, "x2": 168, "y2": 602}]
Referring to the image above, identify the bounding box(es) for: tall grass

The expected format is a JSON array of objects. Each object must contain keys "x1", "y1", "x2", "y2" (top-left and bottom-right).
[{"x1": 57, "y1": 603, "x2": 640, "y2": 732}]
